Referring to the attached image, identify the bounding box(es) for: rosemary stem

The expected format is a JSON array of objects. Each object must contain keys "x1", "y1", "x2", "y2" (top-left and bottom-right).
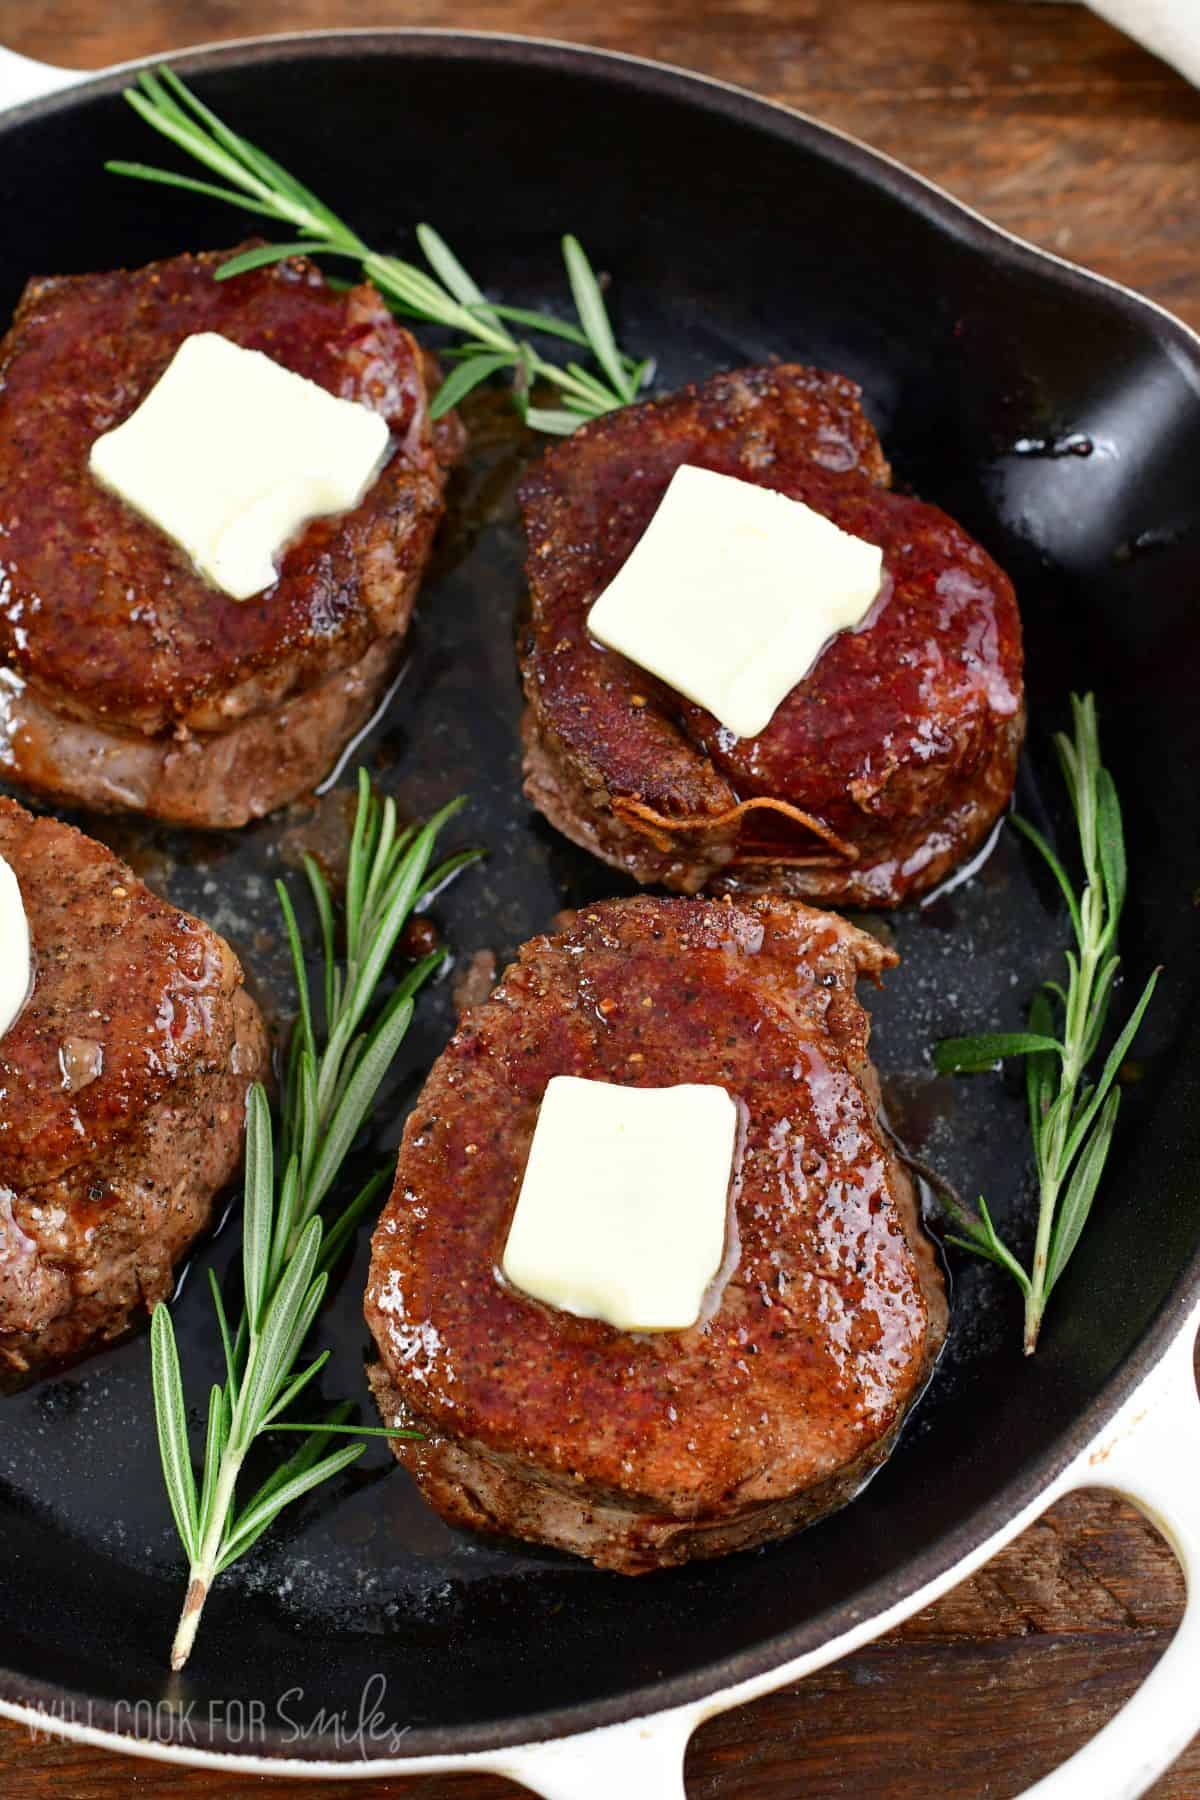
[
  {"x1": 362, "y1": 252, "x2": 514, "y2": 353},
  {"x1": 1024, "y1": 1175, "x2": 1062, "y2": 1355},
  {"x1": 1023, "y1": 934, "x2": 1102, "y2": 1353},
  {"x1": 113, "y1": 70, "x2": 649, "y2": 435},
  {"x1": 170, "y1": 1447, "x2": 245, "y2": 1670},
  {"x1": 934, "y1": 695, "x2": 1154, "y2": 1354},
  {"x1": 527, "y1": 349, "x2": 603, "y2": 406},
  {"x1": 147, "y1": 777, "x2": 475, "y2": 1668}
]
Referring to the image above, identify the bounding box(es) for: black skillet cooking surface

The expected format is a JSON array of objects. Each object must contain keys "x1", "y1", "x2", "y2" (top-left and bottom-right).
[{"x1": 1, "y1": 31, "x2": 1199, "y2": 1765}]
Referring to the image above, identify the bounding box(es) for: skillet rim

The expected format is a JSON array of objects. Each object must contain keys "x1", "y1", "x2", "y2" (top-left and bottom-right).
[{"x1": 0, "y1": 25, "x2": 1197, "y2": 1764}]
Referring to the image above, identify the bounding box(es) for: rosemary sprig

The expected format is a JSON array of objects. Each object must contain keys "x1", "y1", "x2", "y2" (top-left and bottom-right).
[
  {"x1": 933, "y1": 694, "x2": 1159, "y2": 1353},
  {"x1": 106, "y1": 67, "x2": 653, "y2": 435},
  {"x1": 152, "y1": 772, "x2": 478, "y2": 1669}
]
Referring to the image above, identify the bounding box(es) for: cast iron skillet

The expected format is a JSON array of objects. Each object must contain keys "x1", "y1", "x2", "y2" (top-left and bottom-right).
[{"x1": 1, "y1": 28, "x2": 1199, "y2": 1792}]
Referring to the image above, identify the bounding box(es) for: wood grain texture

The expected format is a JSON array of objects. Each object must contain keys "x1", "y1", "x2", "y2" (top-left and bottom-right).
[{"x1": 1, "y1": 0, "x2": 1199, "y2": 1795}]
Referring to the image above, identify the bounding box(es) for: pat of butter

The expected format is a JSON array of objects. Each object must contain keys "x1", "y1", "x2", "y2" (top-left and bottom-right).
[
  {"x1": 502, "y1": 1075, "x2": 737, "y2": 1332},
  {"x1": 587, "y1": 463, "x2": 883, "y2": 739},
  {"x1": 89, "y1": 332, "x2": 389, "y2": 601},
  {"x1": 0, "y1": 853, "x2": 30, "y2": 1041}
]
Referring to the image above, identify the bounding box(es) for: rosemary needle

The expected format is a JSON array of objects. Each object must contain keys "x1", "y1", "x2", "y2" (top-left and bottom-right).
[
  {"x1": 106, "y1": 67, "x2": 654, "y2": 434},
  {"x1": 933, "y1": 693, "x2": 1159, "y2": 1353},
  {"x1": 151, "y1": 772, "x2": 479, "y2": 1669}
]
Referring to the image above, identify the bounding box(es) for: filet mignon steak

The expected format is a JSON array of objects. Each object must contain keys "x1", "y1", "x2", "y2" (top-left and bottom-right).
[
  {"x1": 0, "y1": 246, "x2": 460, "y2": 828},
  {"x1": 519, "y1": 364, "x2": 1024, "y2": 906},
  {"x1": 365, "y1": 894, "x2": 946, "y2": 1573},
  {"x1": 0, "y1": 797, "x2": 267, "y2": 1373}
]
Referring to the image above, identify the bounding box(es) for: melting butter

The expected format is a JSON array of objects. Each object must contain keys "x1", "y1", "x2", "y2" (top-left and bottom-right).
[
  {"x1": 89, "y1": 332, "x2": 389, "y2": 601},
  {"x1": 587, "y1": 463, "x2": 883, "y2": 740},
  {"x1": 0, "y1": 853, "x2": 30, "y2": 1041},
  {"x1": 502, "y1": 1075, "x2": 737, "y2": 1332}
]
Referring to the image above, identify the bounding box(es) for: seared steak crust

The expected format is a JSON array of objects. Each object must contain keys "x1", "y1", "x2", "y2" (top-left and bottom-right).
[
  {"x1": 0, "y1": 797, "x2": 267, "y2": 1371},
  {"x1": 0, "y1": 246, "x2": 459, "y2": 826},
  {"x1": 518, "y1": 364, "x2": 1024, "y2": 906},
  {"x1": 365, "y1": 895, "x2": 946, "y2": 1573},
  {"x1": 0, "y1": 635, "x2": 399, "y2": 827}
]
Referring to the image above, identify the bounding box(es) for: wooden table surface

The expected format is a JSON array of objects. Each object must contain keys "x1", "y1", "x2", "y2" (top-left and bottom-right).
[{"x1": 1, "y1": 1, "x2": 1198, "y2": 1795}]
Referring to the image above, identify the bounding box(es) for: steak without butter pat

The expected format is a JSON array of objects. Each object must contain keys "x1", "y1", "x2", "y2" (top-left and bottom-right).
[
  {"x1": 518, "y1": 363, "x2": 1024, "y2": 906},
  {"x1": 0, "y1": 797, "x2": 267, "y2": 1374},
  {"x1": 0, "y1": 245, "x2": 462, "y2": 828},
  {"x1": 365, "y1": 894, "x2": 947, "y2": 1574}
]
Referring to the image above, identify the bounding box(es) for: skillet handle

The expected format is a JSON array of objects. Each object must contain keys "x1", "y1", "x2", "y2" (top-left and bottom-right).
[
  {"x1": 1013, "y1": 1314, "x2": 1200, "y2": 1800},
  {"x1": 0, "y1": 45, "x2": 89, "y2": 112},
  {"x1": 495, "y1": 1316, "x2": 1200, "y2": 1800},
  {"x1": 490, "y1": 1712, "x2": 693, "y2": 1800}
]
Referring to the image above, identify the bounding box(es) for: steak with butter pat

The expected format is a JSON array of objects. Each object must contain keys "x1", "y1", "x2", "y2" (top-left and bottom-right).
[
  {"x1": 518, "y1": 363, "x2": 1024, "y2": 906},
  {"x1": 0, "y1": 245, "x2": 461, "y2": 827},
  {"x1": 365, "y1": 894, "x2": 946, "y2": 1574},
  {"x1": 0, "y1": 797, "x2": 267, "y2": 1373}
]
